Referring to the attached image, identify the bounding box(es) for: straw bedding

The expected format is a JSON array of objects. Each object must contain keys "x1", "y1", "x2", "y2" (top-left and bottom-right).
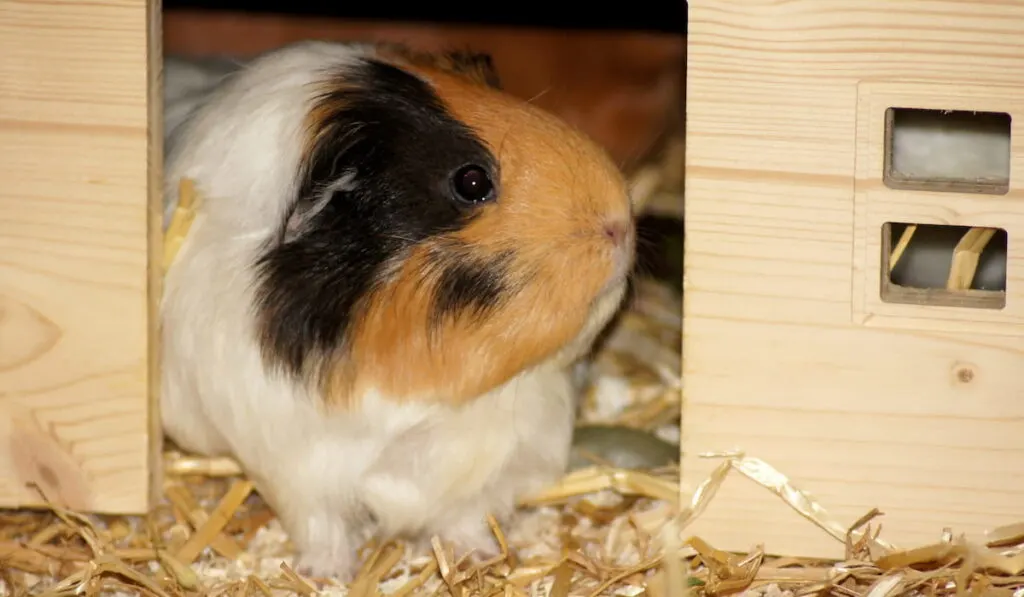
[{"x1": 3, "y1": 136, "x2": 1023, "y2": 597}]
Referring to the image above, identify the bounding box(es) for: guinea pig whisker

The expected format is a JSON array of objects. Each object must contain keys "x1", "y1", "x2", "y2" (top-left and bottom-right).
[
  {"x1": 381, "y1": 233, "x2": 419, "y2": 244},
  {"x1": 634, "y1": 227, "x2": 660, "y2": 248},
  {"x1": 525, "y1": 86, "x2": 553, "y2": 105},
  {"x1": 629, "y1": 236, "x2": 667, "y2": 281},
  {"x1": 630, "y1": 255, "x2": 657, "y2": 280},
  {"x1": 493, "y1": 116, "x2": 525, "y2": 165},
  {"x1": 616, "y1": 128, "x2": 668, "y2": 173}
]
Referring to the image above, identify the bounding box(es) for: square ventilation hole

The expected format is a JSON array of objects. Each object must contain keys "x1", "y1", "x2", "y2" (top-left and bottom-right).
[
  {"x1": 884, "y1": 108, "x2": 1012, "y2": 195},
  {"x1": 882, "y1": 222, "x2": 1007, "y2": 309}
]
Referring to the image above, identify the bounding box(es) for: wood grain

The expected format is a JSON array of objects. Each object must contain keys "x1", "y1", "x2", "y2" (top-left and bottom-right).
[
  {"x1": 682, "y1": 0, "x2": 1024, "y2": 559},
  {"x1": 0, "y1": 0, "x2": 161, "y2": 513}
]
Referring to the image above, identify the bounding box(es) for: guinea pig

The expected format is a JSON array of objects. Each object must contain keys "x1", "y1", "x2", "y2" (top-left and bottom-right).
[{"x1": 160, "y1": 40, "x2": 636, "y2": 579}]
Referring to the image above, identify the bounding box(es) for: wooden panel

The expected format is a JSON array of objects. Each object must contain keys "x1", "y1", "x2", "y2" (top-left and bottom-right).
[
  {"x1": 0, "y1": 0, "x2": 162, "y2": 514},
  {"x1": 682, "y1": 0, "x2": 1024, "y2": 559}
]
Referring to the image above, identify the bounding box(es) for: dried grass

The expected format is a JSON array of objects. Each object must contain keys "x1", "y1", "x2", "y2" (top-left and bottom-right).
[{"x1": 3, "y1": 133, "x2": 1022, "y2": 597}]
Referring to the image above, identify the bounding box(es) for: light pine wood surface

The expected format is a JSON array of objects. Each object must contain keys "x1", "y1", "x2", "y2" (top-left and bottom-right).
[
  {"x1": 682, "y1": 0, "x2": 1024, "y2": 559},
  {"x1": 0, "y1": 0, "x2": 161, "y2": 513}
]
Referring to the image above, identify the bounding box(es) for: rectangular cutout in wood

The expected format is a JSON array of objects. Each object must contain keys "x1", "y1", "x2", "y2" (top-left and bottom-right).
[
  {"x1": 882, "y1": 222, "x2": 1007, "y2": 310},
  {"x1": 884, "y1": 108, "x2": 1011, "y2": 195}
]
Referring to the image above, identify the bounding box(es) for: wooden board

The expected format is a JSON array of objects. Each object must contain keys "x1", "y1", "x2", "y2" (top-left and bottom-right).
[
  {"x1": 0, "y1": 0, "x2": 162, "y2": 514},
  {"x1": 682, "y1": 0, "x2": 1024, "y2": 559}
]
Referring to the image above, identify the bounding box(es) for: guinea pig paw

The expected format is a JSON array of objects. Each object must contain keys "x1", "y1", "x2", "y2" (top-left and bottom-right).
[
  {"x1": 294, "y1": 551, "x2": 359, "y2": 584},
  {"x1": 444, "y1": 524, "x2": 504, "y2": 563}
]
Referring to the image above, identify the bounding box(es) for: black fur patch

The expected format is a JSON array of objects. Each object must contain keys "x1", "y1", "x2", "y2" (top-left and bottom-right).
[
  {"x1": 429, "y1": 245, "x2": 515, "y2": 327},
  {"x1": 253, "y1": 56, "x2": 509, "y2": 379}
]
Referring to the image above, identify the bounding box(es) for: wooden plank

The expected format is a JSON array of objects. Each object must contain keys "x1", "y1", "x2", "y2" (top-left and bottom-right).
[
  {"x1": 0, "y1": 0, "x2": 162, "y2": 514},
  {"x1": 682, "y1": 0, "x2": 1024, "y2": 559}
]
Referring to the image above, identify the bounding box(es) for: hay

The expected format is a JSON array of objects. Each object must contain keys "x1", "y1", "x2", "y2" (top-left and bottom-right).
[{"x1": 4, "y1": 132, "x2": 1023, "y2": 597}]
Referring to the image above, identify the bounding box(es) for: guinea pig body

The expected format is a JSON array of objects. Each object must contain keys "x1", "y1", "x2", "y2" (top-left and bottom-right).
[{"x1": 161, "y1": 41, "x2": 634, "y2": 578}]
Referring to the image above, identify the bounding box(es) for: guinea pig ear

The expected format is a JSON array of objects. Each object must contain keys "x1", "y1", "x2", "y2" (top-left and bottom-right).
[
  {"x1": 281, "y1": 171, "x2": 357, "y2": 244},
  {"x1": 444, "y1": 50, "x2": 502, "y2": 90}
]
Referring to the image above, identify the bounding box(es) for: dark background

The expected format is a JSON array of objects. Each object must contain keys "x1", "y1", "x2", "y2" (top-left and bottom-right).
[{"x1": 161, "y1": 0, "x2": 688, "y2": 33}]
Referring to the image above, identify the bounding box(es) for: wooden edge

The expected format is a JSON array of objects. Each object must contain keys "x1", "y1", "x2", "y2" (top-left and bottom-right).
[
  {"x1": 678, "y1": 30, "x2": 694, "y2": 504},
  {"x1": 881, "y1": 285, "x2": 1006, "y2": 310},
  {"x1": 879, "y1": 221, "x2": 893, "y2": 295},
  {"x1": 146, "y1": 0, "x2": 166, "y2": 511},
  {"x1": 882, "y1": 107, "x2": 896, "y2": 189},
  {"x1": 883, "y1": 175, "x2": 1010, "y2": 196}
]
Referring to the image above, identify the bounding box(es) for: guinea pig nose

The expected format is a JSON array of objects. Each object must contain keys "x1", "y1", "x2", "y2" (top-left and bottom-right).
[{"x1": 603, "y1": 221, "x2": 631, "y2": 246}]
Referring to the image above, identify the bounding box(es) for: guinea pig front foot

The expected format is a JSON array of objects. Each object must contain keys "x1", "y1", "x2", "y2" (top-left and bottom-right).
[
  {"x1": 294, "y1": 549, "x2": 361, "y2": 584},
  {"x1": 427, "y1": 512, "x2": 505, "y2": 563},
  {"x1": 286, "y1": 516, "x2": 363, "y2": 583}
]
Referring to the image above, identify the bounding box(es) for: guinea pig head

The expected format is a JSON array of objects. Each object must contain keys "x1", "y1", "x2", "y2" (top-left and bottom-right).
[{"x1": 254, "y1": 49, "x2": 635, "y2": 408}]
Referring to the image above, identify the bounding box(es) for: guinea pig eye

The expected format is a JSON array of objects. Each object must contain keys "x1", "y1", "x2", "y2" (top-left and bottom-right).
[{"x1": 450, "y1": 164, "x2": 495, "y2": 205}]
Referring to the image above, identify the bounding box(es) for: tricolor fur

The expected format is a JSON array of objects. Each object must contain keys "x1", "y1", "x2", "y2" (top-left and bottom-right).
[{"x1": 160, "y1": 41, "x2": 635, "y2": 578}]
